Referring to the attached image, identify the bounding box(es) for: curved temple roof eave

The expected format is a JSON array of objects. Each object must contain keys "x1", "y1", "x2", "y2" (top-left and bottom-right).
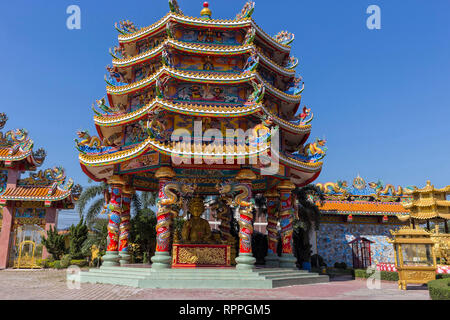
[
  {"x1": 113, "y1": 39, "x2": 296, "y2": 78},
  {"x1": 105, "y1": 68, "x2": 301, "y2": 113},
  {"x1": 78, "y1": 136, "x2": 273, "y2": 167},
  {"x1": 94, "y1": 99, "x2": 263, "y2": 129},
  {"x1": 106, "y1": 66, "x2": 258, "y2": 96},
  {"x1": 93, "y1": 98, "x2": 311, "y2": 139},
  {"x1": 116, "y1": 13, "x2": 291, "y2": 54}
]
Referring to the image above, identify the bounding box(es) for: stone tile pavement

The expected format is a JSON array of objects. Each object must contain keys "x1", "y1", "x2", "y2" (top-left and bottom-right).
[{"x1": 0, "y1": 269, "x2": 430, "y2": 300}]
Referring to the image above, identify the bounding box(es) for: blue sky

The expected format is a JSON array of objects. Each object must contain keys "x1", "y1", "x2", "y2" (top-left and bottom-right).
[{"x1": 0, "y1": 1, "x2": 449, "y2": 227}]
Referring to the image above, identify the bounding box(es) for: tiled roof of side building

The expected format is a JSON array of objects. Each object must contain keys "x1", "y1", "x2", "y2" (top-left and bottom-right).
[{"x1": 318, "y1": 201, "x2": 409, "y2": 215}]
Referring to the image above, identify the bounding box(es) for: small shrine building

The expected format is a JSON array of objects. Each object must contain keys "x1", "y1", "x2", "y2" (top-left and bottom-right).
[
  {"x1": 313, "y1": 176, "x2": 411, "y2": 268},
  {"x1": 0, "y1": 113, "x2": 81, "y2": 269}
]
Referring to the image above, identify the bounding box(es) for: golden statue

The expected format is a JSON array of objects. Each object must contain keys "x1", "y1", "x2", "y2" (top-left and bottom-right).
[{"x1": 181, "y1": 196, "x2": 212, "y2": 244}]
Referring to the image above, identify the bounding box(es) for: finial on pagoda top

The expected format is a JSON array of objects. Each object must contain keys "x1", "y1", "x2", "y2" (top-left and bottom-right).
[{"x1": 201, "y1": 2, "x2": 212, "y2": 20}]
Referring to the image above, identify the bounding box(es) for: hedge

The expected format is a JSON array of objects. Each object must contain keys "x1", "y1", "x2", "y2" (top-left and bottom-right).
[
  {"x1": 70, "y1": 259, "x2": 89, "y2": 267},
  {"x1": 427, "y1": 278, "x2": 450, "y2": 300},
  {"x1": 36, "y1": 258, "x2": 88, "y2": 269},
  {"x1": 354, "y1": 269, "x2": 399, "y2": 281}
]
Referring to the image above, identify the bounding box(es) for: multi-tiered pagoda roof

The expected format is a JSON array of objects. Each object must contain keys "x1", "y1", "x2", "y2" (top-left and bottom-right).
[{"x1": 78, "y1": 1, "x2": 326, "y2": 192}]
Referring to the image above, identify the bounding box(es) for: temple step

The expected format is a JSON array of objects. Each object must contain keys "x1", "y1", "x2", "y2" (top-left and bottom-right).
[{"x1": 78, "y1": 267, "x2": 329, "y2": 289}]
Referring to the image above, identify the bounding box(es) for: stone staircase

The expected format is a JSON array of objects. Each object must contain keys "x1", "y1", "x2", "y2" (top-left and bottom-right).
[{"x1": 79, "y1": 266, "x2": 329, "y2": 289}]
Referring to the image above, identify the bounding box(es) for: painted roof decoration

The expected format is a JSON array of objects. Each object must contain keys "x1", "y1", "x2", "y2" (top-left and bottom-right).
[
  {"x1": 0, "y1": 112, "x2": 46, "y2": 168},
  {"x1": 316, "y1": 176, "x2": 413, "y2": 217},
  {"x1": 0, "y1": 166, "x2": 82, "y2": 207},
  {"x1": 76, "y1": 1, "x2": 327, "y2": 190},
  {"x1": 0, "y1": 113, "x2": 81, "y2": 207}
]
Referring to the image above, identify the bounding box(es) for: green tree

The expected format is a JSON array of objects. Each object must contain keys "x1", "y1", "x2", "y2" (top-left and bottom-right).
[
  {"x1": 81, "y1": 218, "x2": 108, "y2": 266},
  {"x1": 41, "y1": 225, "x2": 66, "y2": 260},
  {"x1": 69, "y1": 218, "x2": 88, "y2": 259},
  {"x1": 128, "y1": 191, "x2": 158, "y2": 263},
  {"x1": 292, "y1": 184, "x2": 325, "y2": 266},
  {"x1": 75, "y1": 180, "x2": 109, "y2": 226}
]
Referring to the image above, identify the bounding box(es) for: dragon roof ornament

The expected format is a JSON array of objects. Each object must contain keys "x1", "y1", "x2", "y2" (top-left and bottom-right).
[
  {"x1": 0, "y1": 113, "x2": 7, "y2": 130},
  {"x1": 115, "y1": 20, "x2": 140, "y2": 35},
  {"x1": 273, "y1": 31, "x2": 295, "y2": 46},
  {"x1": 169, "y1": 0, "x2": 183, "y2": 15},
  {"x1": 18, "y1": 166, "x2": 66, "y2": 186},
  {"x1": 316, "y1": 175, "x2": 415, "y2": 202},
  {"x1": 236, "y1": 1, "x2": 255, "y2": 20}
]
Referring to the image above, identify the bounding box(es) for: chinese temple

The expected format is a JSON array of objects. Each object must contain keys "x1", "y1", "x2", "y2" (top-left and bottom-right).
[
  {"x1": 0, "y1": 113, "x2": 81, "y2": 269},
  {"x1": 78, "y1": 1, "x2": 329, "y2": 288},
  {"x1": 313, "y1": 176, "x2": 411, "y2": 268}
]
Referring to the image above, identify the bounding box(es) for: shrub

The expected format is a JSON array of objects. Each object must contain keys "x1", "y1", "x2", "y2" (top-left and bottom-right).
[
  {"x1": 36, "y1": 259, "x2": 50, "y2": 268},
  {"x1": 354, "y1": 269, "x2": 399, "y2": 281},
  {"x1": 334, "y1": 262, "x2": 347, "y2": 269},
  {"x1": 60, "y1": 254, "x2": 72, "y2": 268},
  {"x1": 437, "y1": 274, "x2": 450, "y2": 280},
  {"x1": 69, "y1": 219, "x2": 88, "y2": 259},
  {"x1": 53, "y1": 261, "x2": 62, "y2": 269},
  {"x1": 70, "y1": 259, "x2": 88, "y2": 267},
  {"x1": 428, "y1": 278, "x2": 450, "y2": 300},
  {"x1": 41, "y1": 226, "x2": 66, "y2": 260}
]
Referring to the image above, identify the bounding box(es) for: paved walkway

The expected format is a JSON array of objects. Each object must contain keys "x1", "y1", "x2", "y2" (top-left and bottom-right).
[{"x1": 0, "y1": 269, "x2": 430, "y2": 300}]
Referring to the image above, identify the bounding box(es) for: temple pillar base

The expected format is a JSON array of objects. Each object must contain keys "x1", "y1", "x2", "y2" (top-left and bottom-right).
[
  {"x1": 102, "y1": 251, "x2": 120, "y2": 267},
  {"x1": 279, "y1": 253, "x2": 297, "y2": 269},
  {"x1": 265, "y1": 253, "x2": 280, "y2": 268},
  {"x1": 151, "y1": 251, "x2": 171, "y2": 269},
  {"x1": 119, "y1": 252, "x2": 131, "y2": 266},
  {"x1": 235, "y1": 253, "x2": 256, "y2": 271}
]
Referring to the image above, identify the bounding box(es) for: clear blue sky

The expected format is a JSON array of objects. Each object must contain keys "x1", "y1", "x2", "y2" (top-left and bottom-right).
[{"x1": 1, "y1": 1, "x2": 449, "y2": 226}]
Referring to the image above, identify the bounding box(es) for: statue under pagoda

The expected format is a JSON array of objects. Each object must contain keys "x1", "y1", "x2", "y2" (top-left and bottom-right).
[{"x1": 180, "y1": 196, "x2": 212, "y2": 244}]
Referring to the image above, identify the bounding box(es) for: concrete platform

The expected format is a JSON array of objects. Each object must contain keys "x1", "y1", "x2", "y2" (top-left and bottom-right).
[{"x1": 79, "y1": 266, "x2": 329, "y2": 289}]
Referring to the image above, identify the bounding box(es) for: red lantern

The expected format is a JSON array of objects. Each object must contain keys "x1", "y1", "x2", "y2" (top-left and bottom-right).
[
  {"x1": 347, "y1": 214, "x2": 353, "y2": 222},
  {"x1": 382, "y1": 215, "x2": 388, "y2": 223}
]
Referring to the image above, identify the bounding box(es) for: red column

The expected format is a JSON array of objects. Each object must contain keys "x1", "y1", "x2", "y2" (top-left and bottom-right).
[
  {"x1": 118, "y1": 185, "x2": 133, "y2": 265},
  {"x1": 264, "y1": 190, "x2": 280, "y2": 267},
  {"x1": 42, "y1": 208, "x2": 58, "y2": 259},
  {"x1": 0, "y1": 205, "x2": 14, "y2": 269},
  {"x1": 235, "y1": 169, "x2": 257, "y2": 270},
  {"x1": 277, "y1": 180, "x2": 297, "y2": 268},
  {"x1": 152, "y1": 167, "x2": 176, "y2": 269},
  {"x1": 102, "y1": 175, "x2": 126, "y2": 267}
]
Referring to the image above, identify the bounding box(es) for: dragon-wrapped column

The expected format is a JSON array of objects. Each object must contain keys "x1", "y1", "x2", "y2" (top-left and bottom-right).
[
  {"x1": 151, "y1": 166, "x2": 176, "y2": 269},
  {"x1": 102, "y1": 175, "x2": 126, "y2": 267},
  {"x1": 119, "y1": 184, "x2": 134, "y2": 266},
  {"x1": 277, "y1": 180, "x2": 297, "y2": 268},
  {"x1": 235, "y1": 169, "x2": 257, "y2": 270},
  {"x1": 264, "y1": 189, "x2": 280, "y2": 267}
]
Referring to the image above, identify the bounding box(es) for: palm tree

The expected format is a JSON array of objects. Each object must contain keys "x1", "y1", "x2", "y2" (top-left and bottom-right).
[
  {"x1": 293, "y1": 184, "x2": 325, "y2": 234},
  {"x1": 75, "y1": 180, "x2": 109, "y2": 226},
  {"x1": 76, "y1": 179, "x2": 157, "y2": 226}
]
